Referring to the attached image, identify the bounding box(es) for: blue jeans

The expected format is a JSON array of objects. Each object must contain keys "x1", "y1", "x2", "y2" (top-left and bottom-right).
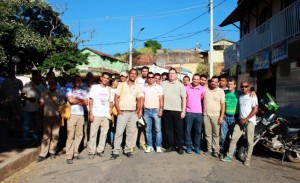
[
  {"x1": 185, "y1": 112, "x2": 203, "y2": 150},
  {"x1": 221, "y1": 114, "x2": 236, "y2": 154},
  {"x1": 144, "y1": 108, "x2": 162, "y2": 147},
  {"x1": 21, "y1": 111, "x2": 40, "y2": 143}
]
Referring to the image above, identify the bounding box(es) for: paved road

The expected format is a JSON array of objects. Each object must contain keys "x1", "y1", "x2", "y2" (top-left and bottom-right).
[{"x1": 3, "y1": 146, "x2": 300, "y2": 183}]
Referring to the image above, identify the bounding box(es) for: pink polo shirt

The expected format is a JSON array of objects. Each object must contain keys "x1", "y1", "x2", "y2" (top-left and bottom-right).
[
  {"x1": 142, "y1": 83, "x2": 163, "y2": 109},
  {"x1": 185, "y1": 84, "x2": 205, "y2": 113}
]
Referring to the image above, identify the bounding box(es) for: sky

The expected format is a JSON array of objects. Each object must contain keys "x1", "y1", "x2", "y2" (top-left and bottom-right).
[{"x1": 46, "y1": 0, "x2": 239, "y2": 56}]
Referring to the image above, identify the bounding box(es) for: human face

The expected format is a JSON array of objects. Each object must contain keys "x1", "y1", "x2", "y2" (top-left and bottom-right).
[
  {"x1": 183, "y1": 77, "x2": 190, "y2": 86},
  {"x1": 147, "y1": 74, "x2": 155, "y2": 85},
  {"x1": 155, "y1": 75, "x2": 161, "y2": 85},
  {"x1": 192, "y1": 76, "x2": 200, "y2": 87},
  {"x1": 219, "y1": 78, "x2": 227, "y2": 88},
  {"x1": 48, "y1": 78, "x2": 57, "y2": 91},
  {"x1": 120, "y1": 76, "x2": 127, "y2": 82},
  {"x1": 73, "y1": 77, "x2": 82, "y2": 88},
  {"x1": 161, "y1": 75, "x2": 167, "y2": 81},
  {"x1": 227, "y1": 81, "x2": 236, "y2": 91},
  {"x1": 129, "y1": 70, "x2": 138, "y2": 82},
  {"x1": 240, "y1": 82, "x2": 250, "y2": 94},
  {"x1": 111, "y1": 80, "x2": 119, "y2": 89},
  {"x1": 168, "y1": 70, "x2": 177, "y2": 81},
  {"x1": 100, "y1": 74, "x2": 110, "y2": 86},
  {"x1": 141, "y1": 69, "x2": 149, "y2": 78},
  {"x1": 200, "y1": 77, "x2": 207, "y2": 86},
  {"x1": 210, "y1": 78, "x2": 218, "y2": 89}
]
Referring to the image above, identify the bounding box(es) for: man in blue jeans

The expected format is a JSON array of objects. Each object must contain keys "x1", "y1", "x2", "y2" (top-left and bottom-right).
[
  {"x1": 185, "y1": 74, "x2": 205, "y2": 154},
  {"x1": 221, "y1": 78, "x2": 242, "y2": 156},
  {"x1": 141, "y1": 72, "x2": 164, "y2": 153}
]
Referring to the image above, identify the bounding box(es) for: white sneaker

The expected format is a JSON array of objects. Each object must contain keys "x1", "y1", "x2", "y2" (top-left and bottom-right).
[
  {"x1": 145, "y1": 146, "x2": 154, "y2": 153},
  {"x1": 156, "y1": 147, "x2": 162, "y2": 153}
]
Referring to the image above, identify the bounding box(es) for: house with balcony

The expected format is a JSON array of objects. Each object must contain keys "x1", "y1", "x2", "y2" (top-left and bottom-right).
[
  {"x1": 220, "y1": 0, "x2": 300, "y2": 116},
  {"x1": 78, "y1": 47, "x2": 128, "y2": 77}
]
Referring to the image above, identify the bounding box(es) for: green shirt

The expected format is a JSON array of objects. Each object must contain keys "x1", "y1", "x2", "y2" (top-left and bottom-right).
[{"x1": 224, "y1": 90, "x2": 242, "y2": 115}]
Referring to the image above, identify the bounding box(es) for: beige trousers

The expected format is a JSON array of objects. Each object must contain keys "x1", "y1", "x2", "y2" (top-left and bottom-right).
[
  {"x1": 227, "y1": 122, "x2": 255, "y2": 160},
  {"x1": 113, "y1": 112, "x2": 138, "y2": 154},
  {"x1": 88, "y1": 116, "x2": 109, "y2": 154},
  {"x1": 204, "y1": 115, "x2": 220, "y2": 153},
  {"x1": 39, "y1": 116, "x2": 60, "y2": 157},
  {"x1": 65, "y1": 114, "x2": 84, "y2": 160}
]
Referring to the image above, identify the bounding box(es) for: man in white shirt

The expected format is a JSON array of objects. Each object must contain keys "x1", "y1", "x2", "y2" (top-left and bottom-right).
[
  {"x1": 65, "y1": 76, "x2": 88, "y2": 164},
  {"x1": 88, "y1": 72, "x2": 113, "y2": 159},
  {"x1": 222, "y1": 81, "x2": 258, "y2": 166}
]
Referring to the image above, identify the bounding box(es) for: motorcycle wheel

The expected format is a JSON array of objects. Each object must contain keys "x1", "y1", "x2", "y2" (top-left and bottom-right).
[{"x1": 286, "y1": 141, "x2": 300, "y2": 163}]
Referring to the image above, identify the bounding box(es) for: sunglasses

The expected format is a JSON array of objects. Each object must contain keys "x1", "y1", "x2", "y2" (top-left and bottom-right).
[
  {"x1": 241, "y1": 85, "x2": 249, "y2": 88},
  {"x1": 147, "y1": 76, "x2": 155, "y2": 79}
]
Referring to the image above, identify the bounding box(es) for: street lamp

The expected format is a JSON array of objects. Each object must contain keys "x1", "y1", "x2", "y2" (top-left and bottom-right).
[
  {"x1": 12, "y1": 55, "x2": 21, "y2": 74},
  {"x1": 129, "y1": 17, "x2": 145, "y2": 69}
]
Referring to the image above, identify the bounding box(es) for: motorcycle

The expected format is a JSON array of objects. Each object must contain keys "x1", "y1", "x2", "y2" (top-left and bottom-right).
[{"x1": 237, "y1": 93, "x2": 300, "y2": 163}]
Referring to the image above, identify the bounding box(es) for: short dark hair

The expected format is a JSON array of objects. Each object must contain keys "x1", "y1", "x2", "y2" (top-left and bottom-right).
[
  {"x1": 200, "y1": 74, "x2": 208, "y2": 79},
  {"x1": 169, "y1": 68, "x2": 177, "y2": 73},
  {"x1": 147, "y1": 72, "x2": 154, "y2": 77},
  {"x1": 219, "y1": 75, "x2": 227, "y2": 81},
  {"x1": 227, "y1": 78, "x2": 236, "y2": 84},
  {"x1": 154, "y1": 73, "x2": 161, "y2": 77},
  {"x1": 141, "y1": 66, "x2": 149, "y2": 71},
  {"x1": 193, "y1": 73, "x2": 201, "y2": 79},
  {"x1": 183, "y1": 75, "x2": 190, "y2": 81},
  {"x1": 211, "y1": 75, "x2": 219, "y2": 81},
  {"x1": 102, "y1": 72, "x2": 111, "y2": 78},
  {"x1": 129, "y1": 68, "x2": 138, "y2": 75}
]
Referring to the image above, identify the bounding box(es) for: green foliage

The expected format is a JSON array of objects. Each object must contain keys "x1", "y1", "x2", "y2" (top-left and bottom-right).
[
  {"x1": 138, "y1": 47, "x2": 154, "y2": 55},
  {"x1": 144, "y1": 40, "x2": 162, "y2": 54},
  {"x1": 0, "y1": 0, "x2": 87, "y2": 75},
  {"x1": 196, "y1": 63, "x2": 209, "y2": 76}
]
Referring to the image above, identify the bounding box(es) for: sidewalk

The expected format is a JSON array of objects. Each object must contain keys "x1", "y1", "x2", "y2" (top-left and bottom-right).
[{"x1": 0, "y1": 135, "x2": 40, "y2": 182}]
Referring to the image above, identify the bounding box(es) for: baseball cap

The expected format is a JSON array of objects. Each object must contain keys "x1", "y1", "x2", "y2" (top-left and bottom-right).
[{"x1": 120, "y1": 71, "x2": 128, "y2": 77}]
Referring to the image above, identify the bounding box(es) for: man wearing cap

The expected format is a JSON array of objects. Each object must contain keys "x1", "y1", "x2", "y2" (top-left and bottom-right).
[
  {"x1": 111, "y1": 68, "x2": 143, "y2": 159},
  {"x1": 119, "y1": 72, "x2": 128, "y2": 83}
]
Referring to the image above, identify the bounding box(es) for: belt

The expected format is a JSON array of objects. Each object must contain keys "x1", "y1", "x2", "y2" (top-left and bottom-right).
[{"x1": 120, "y1": 110, "x2": 135, "y2": 112}]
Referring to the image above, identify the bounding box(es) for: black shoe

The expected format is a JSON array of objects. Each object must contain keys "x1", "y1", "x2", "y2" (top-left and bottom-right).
[
  {"x1": 97, "y1": 152, "x2": 105, "y2": 157},
  {"x1": 177, "y1": 148, "x2": 184, "y2": 155},
  {"x1": 37, "y1": 156, "x2": 46, "y2": 162},
  {"x1": 212, "y1": 152, "x2": 219, "y2": 158},
  {"x1": 49, "y1": 153, "x2": 56, "y2": 159},
  {"x1": 124, "y1": 152, "x2": 133, "y2": 158},
  {"x1": 110, "y1": 154, "x2": 119, "y2": 160},
  {"x1": 164, "y1": 147, "x2": 175, "y2": 153},
  {"x1": 66, "y1": 159, "x2": 73, "y2": 164},
  {"x1": 74, "y1": 155, "x2": 83, "y2": 160}
]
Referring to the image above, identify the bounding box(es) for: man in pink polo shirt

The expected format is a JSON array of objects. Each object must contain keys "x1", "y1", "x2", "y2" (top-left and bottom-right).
[
  {"x1": 185, "y1": 74, "x2": 205, "y2": 154},
  {"x1": 141, "y1": 72, "x2": 164, "y2": 153}
]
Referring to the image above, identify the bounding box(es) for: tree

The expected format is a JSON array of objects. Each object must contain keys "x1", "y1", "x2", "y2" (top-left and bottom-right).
[
  {"x1": 196, "y1": 63, "x2": 209, "y2": 76},
  {"x1": 144, "y1": 40, "x2": 162, "y2": 54},
  {"x1": 0, "y1": 0, "x2": 88, "y2": 75}
]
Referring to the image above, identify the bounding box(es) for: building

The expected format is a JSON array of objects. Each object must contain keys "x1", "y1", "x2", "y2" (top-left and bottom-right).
[
  {"x1": 79, "y1": 47, "x2": 128, "y2": 76},
  {"x1": 220, "y1": 0, "x2": 300, "y2": 116}
]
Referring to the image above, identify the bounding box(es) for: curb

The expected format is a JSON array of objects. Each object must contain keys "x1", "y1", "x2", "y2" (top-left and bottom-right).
[{"x1": 0, "y1": 147, "x2": 40, "y2": 182}]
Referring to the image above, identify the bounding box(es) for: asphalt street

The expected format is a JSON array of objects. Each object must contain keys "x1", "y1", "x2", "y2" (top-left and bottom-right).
[{"x1": 2, "y1": 145, "x2": 300, "y2": 183}]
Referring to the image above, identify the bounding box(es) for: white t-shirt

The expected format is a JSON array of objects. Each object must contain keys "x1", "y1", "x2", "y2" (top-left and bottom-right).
[
  {"x1": 66, "y1": 88, "x2": 87, "y2": 115},
  {"x1": 136, "y1": 77, "x2": 147, "y2": 89},
  {"x1": 89, "y1": 85, "x2": 113, "y2": 117},
  {"x1": 239, "y1": 94, "x2": 258, "y2": 124}
]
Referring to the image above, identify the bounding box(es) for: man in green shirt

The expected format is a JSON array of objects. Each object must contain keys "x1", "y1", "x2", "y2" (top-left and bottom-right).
[{"x1": 221, "y1": 78, "x2": 242, "y2": 156}]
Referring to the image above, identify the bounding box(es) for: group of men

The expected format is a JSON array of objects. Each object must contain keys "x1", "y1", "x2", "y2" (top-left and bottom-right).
[{"x1": 0, "y1": 66, "x2": 258, "y2": 166}]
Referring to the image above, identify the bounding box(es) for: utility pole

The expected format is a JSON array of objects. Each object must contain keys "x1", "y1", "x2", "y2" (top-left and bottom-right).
[
  {"x1": 129, "y1": 16, "x2": 133, "y2": 69},
  {"x1": 209, "y1": 0, "x2": 214, "y2": 78}
]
